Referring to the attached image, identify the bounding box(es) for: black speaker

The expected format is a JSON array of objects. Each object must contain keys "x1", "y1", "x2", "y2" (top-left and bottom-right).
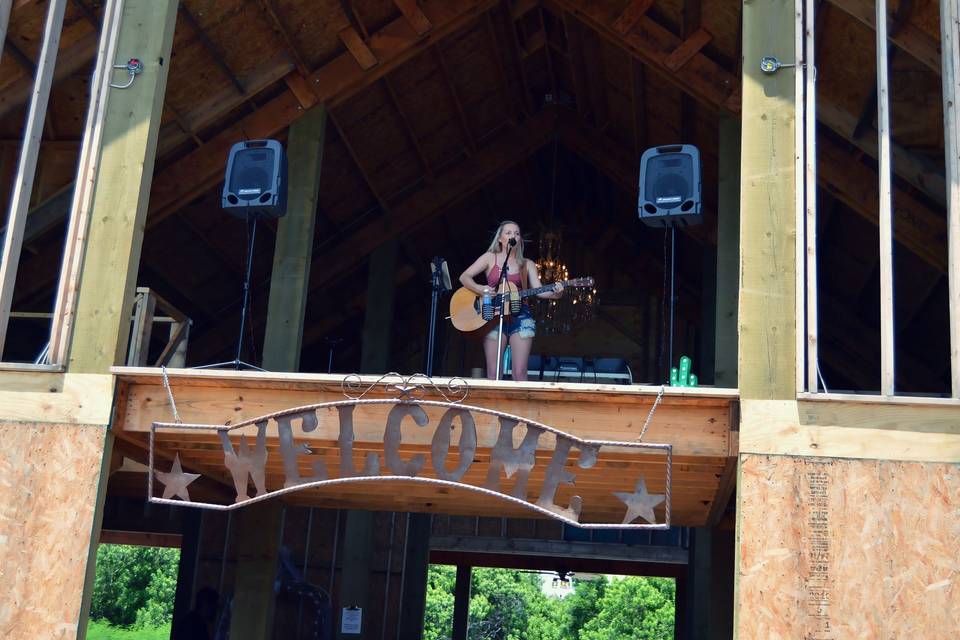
[
  {"x1": 637, "y1": 144, "x2": 702, "y2": 228},
  {"x1": 221, "y1": 139, "x2": 287, "y2": 219}
]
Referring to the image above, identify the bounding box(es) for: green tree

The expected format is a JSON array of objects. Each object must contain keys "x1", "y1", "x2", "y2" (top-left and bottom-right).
[
  {"x1": 561, "y1": 577, "x2": 607, "y2": 638},
  {"x1": 423, "y1": 565, "x2": 457, "y2": 640},
  {"x1": 90, "y1": 544, "x2": 180, "y2": 628},
  {"x1": 579, "y1": 577, "x2": 675, "y2": 640}
]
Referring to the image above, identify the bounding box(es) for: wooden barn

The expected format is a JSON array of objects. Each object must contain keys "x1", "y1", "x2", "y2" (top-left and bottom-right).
[{"x1": 0, "y1": 0, "x2": 958, "y2": 638}]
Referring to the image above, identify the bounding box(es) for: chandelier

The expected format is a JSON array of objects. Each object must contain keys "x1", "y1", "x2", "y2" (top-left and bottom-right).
[{"x1": 534, "y1": 228, "x2": 597, "y2": 336}]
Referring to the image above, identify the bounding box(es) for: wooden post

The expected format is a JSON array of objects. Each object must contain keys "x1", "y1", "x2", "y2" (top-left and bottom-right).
[
  {"x1": 228, "y1": 502, "x2": 284, "y2": 640},
  {"x1": 228, "y1": 106, "x2": 327, "y2": 639},
  {"x1": 804, "y1": 0, "x2": 819, "y2": 393},
  {"x1": 876, "y1": 0, "x2": 896, "y2": 395},
  {"x1": 65, "y1": 0, "x2": 178, "y2": 374},
  {"x1": 737, "y1": 0, "x2": 799, "y2": 400},
  {"x1": 337, "y1": 510, "x2": 375, "y2": 640},
  {"x1": 451, "y1": 565, "x2": 472, "y2": 640},
  {"x1": 0, "y1": 0, "x2": 67, "y2": 357},
  {"x1": 942, "y1": 0, "x2": 960, "y2": 398},
  {"x1": 262, "y1": 105, "x2": 327, "y2": 372},
  {"x1": 714, "y1": 113, "x2": 740, "y2": 388},
  {"x1": 396, "y1": 513, "x2": 432, "y2": 640},
  {"x1": 0, "y1": 1, "x2": 12, "y2": 67},
  {"x1": 360, "y1": 239, "x2": 400, "y2": 374}
]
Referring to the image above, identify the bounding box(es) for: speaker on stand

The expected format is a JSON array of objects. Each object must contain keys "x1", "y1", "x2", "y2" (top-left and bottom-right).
[
  {"x1": 637, "y1": 144, "x2": 702, "y2": 382},
  {"x1": 195, "y1": 139, "x2": 288, "y2": 371}
]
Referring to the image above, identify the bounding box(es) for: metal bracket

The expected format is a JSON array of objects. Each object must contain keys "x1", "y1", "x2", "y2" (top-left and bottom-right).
[{"x1": 110, "y1": 57, "x2": 143, "y2": 89}]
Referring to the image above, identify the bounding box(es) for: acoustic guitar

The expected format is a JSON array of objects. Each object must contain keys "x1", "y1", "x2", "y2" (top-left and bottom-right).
[{"x1": 449, "y1": 277, "x2": 595, "y2": 332}]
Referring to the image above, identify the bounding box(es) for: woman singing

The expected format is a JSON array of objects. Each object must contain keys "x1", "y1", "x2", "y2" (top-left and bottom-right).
[{"x1": 459, "y1": 221, "x2": 563, "y2": 380}]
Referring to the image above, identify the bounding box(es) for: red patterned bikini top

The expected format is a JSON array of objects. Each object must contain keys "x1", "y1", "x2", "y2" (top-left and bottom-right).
[{"x1": 487, "y1": 262, "x2": 523, "y2": 288}]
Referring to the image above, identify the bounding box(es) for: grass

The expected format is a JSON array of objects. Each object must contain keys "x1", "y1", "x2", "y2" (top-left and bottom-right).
[{"x1": 86, "y1": 620, "x2": 171, "y2": 640}]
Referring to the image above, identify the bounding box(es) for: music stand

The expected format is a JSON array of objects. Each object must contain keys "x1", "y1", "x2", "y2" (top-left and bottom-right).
[{"x1": 426, "y1": 257, "x2": 452, "y2": 377}]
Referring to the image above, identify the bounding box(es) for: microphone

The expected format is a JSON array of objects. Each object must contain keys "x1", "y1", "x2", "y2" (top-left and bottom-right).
[{"x1": 508, "y1": 238, "x2": 517, "y2": 247}]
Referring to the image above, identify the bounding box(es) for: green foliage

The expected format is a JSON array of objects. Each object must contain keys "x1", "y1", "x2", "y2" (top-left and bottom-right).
[
  {"x1": 89, "y1": 544, "x2": 180, "y2": 629},
  {"x1": 86, "y1": 620, "x2": 172, "y2": 640},
  {"x1": 423, "y1": 566, "x2": 675, "y2": 640},
  {"x1": 579, "y1": 577, "x2": 675, "y2": 640}
]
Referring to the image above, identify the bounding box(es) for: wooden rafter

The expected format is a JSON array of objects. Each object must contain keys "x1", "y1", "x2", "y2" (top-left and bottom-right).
[
  {"x1": 255, "y1": 0, "x2": 312, "y2": 77},
  {"x1": 383, "y1": 75, "x2": 434, "y2": 177},
  {"x1": 328, "y1": 107, "x2": 390, "y2": 212},
  {"x1": 395, "y1": 0, "x2": 432, "y2": 35},
  {"x1": 826, "y1": 0, "x2": 940, "y2": 73},
  {"x1": 339, "y1": 25, "x2": 378, "y2": 70},
  {"x1": 433, "y1": 47, "x2": 476, "y2": 153},
  {"x1": 611, "y1": 0, "x2": 653, "y2": 35},
  {"x1": 549, "y1": 0, "x2": 948, "y2": 228},
  {"x1": 500, "y1": 0, "x2": 534, "y2": 114},
  {"x1": 178, "y1": 5, "x2": 245, "y2": 96},
  {"x1": 664, "y1": 28, "x2": 712, "y2": 72},
  {"x1": 484, "y1": 11, "x2": 520, "y2": 122}
]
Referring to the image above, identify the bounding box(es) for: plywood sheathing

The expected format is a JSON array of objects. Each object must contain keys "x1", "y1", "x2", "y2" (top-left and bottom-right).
[
  {"x1": 736, "y1": 454, "x2": 960, "y2": 638},
  {"x1": 0, "y1": 422, "x2": 108, "y2": 638}
]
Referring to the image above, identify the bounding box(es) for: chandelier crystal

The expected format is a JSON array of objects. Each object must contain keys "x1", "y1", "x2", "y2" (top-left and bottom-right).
[{"x1": 534, "y1": 229, "x2": 597, "y2": 336}]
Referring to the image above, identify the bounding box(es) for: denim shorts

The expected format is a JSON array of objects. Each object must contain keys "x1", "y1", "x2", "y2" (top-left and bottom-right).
[{"x1": 485, "y1": 305, "x2": 535, "y2": 340}]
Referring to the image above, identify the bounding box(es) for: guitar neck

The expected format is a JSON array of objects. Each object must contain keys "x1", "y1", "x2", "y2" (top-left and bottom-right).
[{"x1": 517, "y1": 279, "x2": 578, "y2": 299}]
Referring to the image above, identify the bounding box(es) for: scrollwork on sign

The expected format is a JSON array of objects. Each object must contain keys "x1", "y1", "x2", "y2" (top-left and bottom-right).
[
  {"x1": 341, "y1": 372, "x2": 468, "y2": 403},
  {"x1": 148, "y1": 375, "x2": 672, "y2": 529}
]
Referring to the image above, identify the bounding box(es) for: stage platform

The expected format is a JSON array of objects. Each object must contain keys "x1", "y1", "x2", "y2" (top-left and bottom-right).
[{"x1": 110, "y1": 367, "x2": 739, "y2": 528}]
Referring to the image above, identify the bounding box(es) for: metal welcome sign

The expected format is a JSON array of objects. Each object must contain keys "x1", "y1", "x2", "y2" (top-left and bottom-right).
[{"x1": 148, "y1": 374, "x2": 672, "y2": 529}]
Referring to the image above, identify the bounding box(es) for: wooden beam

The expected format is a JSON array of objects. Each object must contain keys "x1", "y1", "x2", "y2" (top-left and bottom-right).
[
  {"x1": 826, "y1": 0, "x2": 940, "y2": 72},
  {"x1": 328, "y1": 108, "x2": 391, "y2": 210},
  {"x1": 360, "y1": 239, "x2": 400, "y2": 373},
  {"x1": 66, "y1": 0, "x2": 178, "y2": 373},
  {"x1": 629, "y1": 59, "x2": 646, "y2": 155},
  {"x1": 178, "y1": 5, "x2": 245, "y2": 95},
  {"x1": 714, "y1": 114, "x2": 739, "y2": 388},
  {"x1": 501, "y1": 0, "x2": 534, "y2": 115},
  {"x1": 484, "y1": 11, "x2": 519, "y2": 122},
  {"x1": 0, "y1": 0, "x2": 67, "y2": 358},
  {"x1": 100, "y1": 529, "x2": 182, "y2": 548},
  {"x1": 664, "y1": 28, "x2": 712, "y2": 72},
  {"x1": 262, "y1": 106, "x2": 326, "y2": 373},
  {"x1": 877, "y1": 0, "x2": 896, "y2": 394},
  {"x1": 943, "y1": 0, "x2": 960, "y2": 398},
  {"x1": 738, "y1": 0, "x2": 797, "y2": 400},
  {"x1": 611, "y1": 0, "x2": 653, "y2": 35},
  {"x1": 146, "y1": 0, "x2": 499, "y2": 228},
  {"x1": 561, "y1": 12, "x2": 589, "y2": 119},
  {"x1": 451, "y1": 565, "x2": 472, "y2": 640},
  {"x1": 395, "y1": 0, "x2": 432, "y2": 35},
  {"x1": 229, "y1": 503, "x2": 284, "y2": 640},
  {"x1": 434, "y1": 47, "x2": 476, "y2": 153},
  {"x1": 339, "y1": 25, "x2": 378, "y2": 70},
  {"x1": 255, "y1": 0, "x2": 313, "y2": 77},
  {"x1": 383, "y1": 75, "x2": 434, "y2": 176}
]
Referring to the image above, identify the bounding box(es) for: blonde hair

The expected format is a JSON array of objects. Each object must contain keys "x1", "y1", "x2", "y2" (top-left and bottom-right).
[{"x1": 486, "y1": 220, "x2": 526, "y2": 264}]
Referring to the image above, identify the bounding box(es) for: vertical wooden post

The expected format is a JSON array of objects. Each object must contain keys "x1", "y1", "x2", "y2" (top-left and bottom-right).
[
  {"x1": 337, "y1": 511, "x2": 375, "y2": 640},
  {"x1": 229, "y1": 502, "x2": 285, "y2": 640},
  {"x1": 48, "y1": 0, "x2": 126, "y2": 365},
  {"x1": 942, "y1": 0, "x2": 960, "y2": 398},
  {"x1": 0, "y1": 1, "x2": 12, "y2": 67},
  {"x1": 876, "y1": 0, "x2": 896, "y2": 395},
  {"x1": 714, "y1": 113, "x2": 740, "y2": 388},
  {"x1": 804, "y1": 0, "x2": 819, "y2": 393},
  {"x1": 360, "y1": 240, "x2": 400, "y2": 373},
  {"x1": 262, "y1": 105, "x2": 327, "y2": 372},
  {"x1": 737, "y1": 0, "x2": 799, "y2": 401},
  {"x1": 451, "y1": 565, "x2": 472, "y2": 640},
  {"x1": 396, "y1": 513, "x2": 432, "y2": 640},
  {"x1": 0, "y1": 0, "x2": 68, "y2": 357},
  {"x1": 65, "y1": 0, "x2": 178, "y2": 374}
]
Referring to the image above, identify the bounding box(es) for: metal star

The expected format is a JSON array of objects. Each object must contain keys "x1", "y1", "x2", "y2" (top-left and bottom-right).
[
  {"x1": 155, "y1": 453, "x2": 201, "y2": 501},
  {"x1": 614, "y1": 477, "x2": 665, "y2": 525}
]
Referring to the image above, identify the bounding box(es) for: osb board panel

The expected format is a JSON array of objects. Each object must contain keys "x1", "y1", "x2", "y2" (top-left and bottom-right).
[
  {"x1": 0, "y1": 422, "x2": 108, "y2": 639},
  {"x1": 737, "y1": 454, "x2": 960, "y2": 639}
]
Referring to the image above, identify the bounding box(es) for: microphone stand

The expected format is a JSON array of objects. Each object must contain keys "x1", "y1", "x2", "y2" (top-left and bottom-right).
[
  {"x1": 494, "y1": 241, "x2": 515, "y2": 381},
  {"x1": 426, "y1": 257, "x2": 445, "y2": 377}
]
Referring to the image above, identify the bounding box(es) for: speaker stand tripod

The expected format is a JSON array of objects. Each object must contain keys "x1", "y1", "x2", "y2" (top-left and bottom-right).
[{"x1": 194, "y1": 214, "x2": 265, "y2": 371}]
